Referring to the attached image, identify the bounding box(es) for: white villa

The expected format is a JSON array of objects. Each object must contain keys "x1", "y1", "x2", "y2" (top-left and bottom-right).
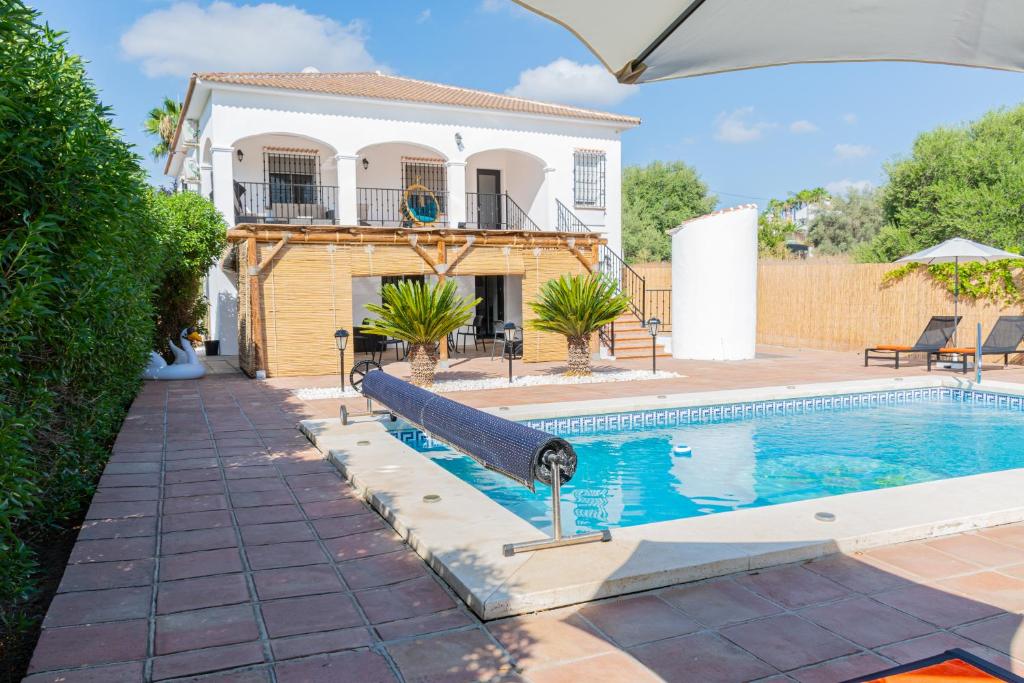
[{"x1": 165, "y1": 71, "x2": 640, "y2": 357}]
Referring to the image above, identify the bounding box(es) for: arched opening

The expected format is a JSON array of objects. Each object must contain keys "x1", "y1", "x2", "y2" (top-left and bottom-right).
[
  {"x1": 355, "y1": 141, "x2": 450, "y2": 227},
  {"x1": 230, "y1": 133, "x2": 340, "y2": 224},
  {"x1": 464, "y1": 148, "x2": 547, "y2": 230}
]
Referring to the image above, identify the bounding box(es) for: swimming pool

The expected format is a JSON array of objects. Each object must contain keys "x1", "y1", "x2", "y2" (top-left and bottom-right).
[{"x1": 395, "y1": 388, "x2": 1024, "y2": 535}]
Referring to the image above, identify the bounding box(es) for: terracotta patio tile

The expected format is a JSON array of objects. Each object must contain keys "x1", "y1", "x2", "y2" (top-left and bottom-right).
[
  {"x1": 628, "y1": 631, "x2": 777, "y2": 683},
  {"x1": 977, "y1": 524, "x2": 1024, "y2": 549},
  {"x1": 955, "y1": 613, "x2": 1024, "y2": 659},
  {"x1": 98, "y1": 472, "x2": 161, "y2": 488},
  {"x1": 337, "y1": 550, "x2": 428, "y2": 590},
  {"x1": 579, "y1": 595, "x2": 700, "y2": 647},
  {"x1": 103, "y1": 461, "x2": 161, "y2": 475},
  {"x1": 799, "y1": 596, "x2": 934, "y2": 648},
  {"x1": 22, "y1": 661, "x2": 146, "y2": 682},
  {"x1": 85, "y1": 500, "x2": 158, "y2": 519},
  {"x1": 165, "y1": 468, "x2": 224, "y2": 484},
  {"x1": 286, "y1": 473, "x2": 342, "y2": 489},
  {"x1": 165, "y1": 447, "x2": 218, "y2": 460},
  {"x1": 312, "y1": 513, "x2": 383, "y2": 539},
  {"x1": 999, "y1": 563, "x2": 1024, "y2": 580},
  {"x1": 790, "y1": 652, "x2": 893, "y2": 683},
  {"x1": 157, "y1": 573, "x2": 250, "y2": 614},
  {"x1": 246, "y1": 540, "x2": 328, "y2": 570},
  {"x1": 292, "y1": 485, "x2": 347, "y2": 504},
  {"x1": 162, "y1": 509, "x2": 233, "y2": 533},
  {"x1": 57, "y1": 559, "x2": 154, "y2": 592},
  {"x1": 253, "y1": 564, "x2": 344, "y2": 600},
  {"x1": 528, "y1": 651, "x2": 663, "y2": 683},
  {"x1": 735, "y1": 565, "x2": 849, "y2": 609},
  {"x1": 151, "y1": 641, "x2": 265, "y2": 681},
  {"x1": 260, "y1": 593, "x2": 363, "y2": 638},
  {"x1": 76, "y1": 515, "x2": 158, "y2": 541},
  {"x1": 227, "y1": 478, "x2": 289, "y2": 493},
  {"x1": 164, "y1": 493, "x2": 230, "y2": 515},
  {"x1": 387, "y1": 628, "x2": 515, "y2": 682},
  {"x1": 224, "y1": 465, "x2": 278, "y2": 480},
  {"x1": 926, "y1": 534, "x2": 1024, "y2": 568},
  {"x1": 165, "y1": 480, "x2": 227, "y2": 498},
  {"x1": 155, "y1": 603, "x2": 260, "y2": 655},
  {"x1": 161, "y1": 547, "x2": 244, "y2": 581},
  {"x1": 324, "y1": 529, "x2": 405, "y2": 561},
  {"x1": 274, "y1": 650, "x2": 397, "y2": 683},
  {"x1": 374, "y1": 609, "x2": 476, "y2": 641},
  {"x1": 233, "y1": 504, "x2": 304, "y2": 525},
  {"x1": 865, "y1": 542, "x2": 982, "y2": 579},
  {"x1": 69, "y1": 536, "x2": 155, "y2": 564},
  {"x1": 804, "y1": 554, "x2": 915, "y2": 594},
  {"x1": 28, "y1": 619, "x2": 149, "y2": 672},
  {"x1": 659, "y1": 578, "x2": 783, "y2": 627},
  {"x1": 43, "y1": 586, "x2": 152, "y2": 627},
  {"x1": 720, "y1": 614, "x2": 859, "y2": 671},
  {"x1": 230, "y1": 490, "x2": 296, "y2": 508},
  {"x1": 162, "y1": 527, "x2": 238, "y2": 555},
  {"x1": 239, "y1": 521, "x2": 314, "y2": 546},
  {"x1": 165, "y1": 457, "x2": 220, "y2": 471},
  {"x1": 270, "y1": 626, "x2": 373, "y2": 660},
  {"x1": 873, "y1": 584, "x2": 1004, "y2": 627},
  {"x1": 936, "y1": 571, "x2": 1024, "y2": 612},
  {"x1": 488, "y1": 611, "x2": 612, "y2": 670},
  {"x1": 301, "y1": 497, "x2": 367, "y2": 519},
  {"x1": 875, "y1": 631, "x2": 982, "y2": 664},
  {"x1": 92, "y1": 486, "x2": 161, "y2": 503},
  {"x1": 356, "y1": 576, "x2": 457, "y2": 624}
]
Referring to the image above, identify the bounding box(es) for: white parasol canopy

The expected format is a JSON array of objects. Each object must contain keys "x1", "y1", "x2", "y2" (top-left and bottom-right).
[
  {"x1": 896, "y1": 237, "x2": 1020, "y2": 344},
  {"x1": 514, "y1": 0, "x2": 1024, "y2": 83}
]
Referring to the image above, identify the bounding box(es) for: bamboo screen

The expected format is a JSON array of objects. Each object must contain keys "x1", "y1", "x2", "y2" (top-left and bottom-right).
[{"x1": 521, "y1": 248, "x2": 591, "y2": 362}]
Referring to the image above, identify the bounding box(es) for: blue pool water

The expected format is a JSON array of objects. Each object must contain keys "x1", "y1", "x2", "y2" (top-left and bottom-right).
[{"x1": 397, "y1": 392, "x2": 1024, "y2": 534}]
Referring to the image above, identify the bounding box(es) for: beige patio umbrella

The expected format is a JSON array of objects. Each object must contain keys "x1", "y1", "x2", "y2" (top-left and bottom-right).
[{"x1": 513, "y1": 0, "x2": 1024, "y2": 83}]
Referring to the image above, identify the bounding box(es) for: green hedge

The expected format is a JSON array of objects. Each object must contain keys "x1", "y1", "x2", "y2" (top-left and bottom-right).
[{"x1": 0, "y1": 1, "x2": 165, "y2": 630}]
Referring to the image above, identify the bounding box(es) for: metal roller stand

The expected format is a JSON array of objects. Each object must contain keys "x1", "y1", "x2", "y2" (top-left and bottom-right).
[{"x1": 502, "y1": 450, "x2": 611, "y2": 556}]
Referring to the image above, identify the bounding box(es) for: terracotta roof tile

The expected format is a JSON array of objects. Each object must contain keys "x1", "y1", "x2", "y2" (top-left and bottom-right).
[{"x1": 196, "y1": 71, "x2": 641, "y2": 125}]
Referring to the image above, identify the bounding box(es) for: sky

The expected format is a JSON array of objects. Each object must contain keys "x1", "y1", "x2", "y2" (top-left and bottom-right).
[{"x1": 30, "y1": 0, "x2": 1024, "y2": 209}]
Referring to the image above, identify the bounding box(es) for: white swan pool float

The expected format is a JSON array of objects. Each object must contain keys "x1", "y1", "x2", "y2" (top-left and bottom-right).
[{"x1": 142, "y1": 328, "x2": 206, "y2": 380}]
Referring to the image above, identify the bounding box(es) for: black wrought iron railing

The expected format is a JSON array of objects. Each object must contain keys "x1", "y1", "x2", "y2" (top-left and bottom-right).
[
  {"x1": 464, "y1": 192, "x2": 540, "y2": 231},
  {"x1": 555, "y1": 199, "x2": 591, "y2": 233},
  {"x1": 233, "y1": 181, "x2": 339, "y2": 225},
  {"x1": 645, "y1": 289, "x2": 671, "y2": 332},
  {"x1": 357, "y1": 187, "x2": 449, "y2": 227},
  {"x1": 599, "y1": 245, "x2": 645, "y2": 323},
  {"x1": 599, "y1": 320, "x2": 614, "y2": 356}
]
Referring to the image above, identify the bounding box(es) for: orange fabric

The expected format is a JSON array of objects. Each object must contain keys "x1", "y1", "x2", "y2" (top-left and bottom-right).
[
  {"x1": 938, "y1": 347, "x2": 976, "y2": 354},
  {"x1": 867, "y1": 658, "x2": 1000, "y2": 682},
  {"x1": 874, "y1": 345, "x2": 913, "y2": 351}
]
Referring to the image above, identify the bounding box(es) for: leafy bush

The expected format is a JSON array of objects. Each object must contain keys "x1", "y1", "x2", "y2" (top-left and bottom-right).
[
  {"x1": 807, "y1": 188, "x2": 885, "y2": 256},
  {"x1": 151, "y1": 191, "x2": 228, "y2": 352},
  {"x1": 0, "y1": 0, "x2": 164, "y2": 637}
]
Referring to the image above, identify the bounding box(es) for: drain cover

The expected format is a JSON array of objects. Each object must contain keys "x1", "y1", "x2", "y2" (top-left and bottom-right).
[
  {"x1": 423, "y1": 494, "x2": 442, "y2": 503},
  {"x1": 814, "y1": 512, "x2": 836, "y2": 522}
]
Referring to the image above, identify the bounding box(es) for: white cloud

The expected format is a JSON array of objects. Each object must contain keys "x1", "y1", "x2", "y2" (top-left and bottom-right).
[
  {"x1": 121, "y1": 2, "x2": 384, "y2": 78},
  {"x1": 842, "y1": 112, "x2": 858, "y2": 125},
  {"x1": 713, "y1": 107, "x2": 776, "y2": 143},
  {"x1": 506, "y1": 58, "x2": 636, "y2": 107},
  {"x1": 789, "y1": 119, "x2": 818, "y2": 134},
  {"x1": 416, "y1": 9, "x2": 431, "y2": 23},
  {"x1": 833, "y1": 143, "x2": 872, "y2": 160},
  {"x1": 478, "y1": 0, "x2": 531, "y2": 16},
  {"x1": 826, "y1": 178, "x2": 874, "y2": 195}
]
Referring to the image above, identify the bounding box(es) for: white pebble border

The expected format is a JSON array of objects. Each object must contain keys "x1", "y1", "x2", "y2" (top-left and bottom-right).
[{"x1": 293, "y1": 369, "x2": 682, "y2": 401}]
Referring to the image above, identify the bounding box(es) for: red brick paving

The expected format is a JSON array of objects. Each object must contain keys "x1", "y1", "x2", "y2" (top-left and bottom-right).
[{"x1": 25, "y1": 350, "x2": 1024, "y2": 681}]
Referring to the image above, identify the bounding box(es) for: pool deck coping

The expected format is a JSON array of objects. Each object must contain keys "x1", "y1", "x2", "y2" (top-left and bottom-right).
[{"x1": 300, "y1": 375, "x2": 1024, "y2": 620}]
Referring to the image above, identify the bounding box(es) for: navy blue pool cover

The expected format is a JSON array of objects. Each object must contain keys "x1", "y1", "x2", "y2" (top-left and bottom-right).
[{"x1": 361, "y1": 370, "x2": 576, "y2": 491}]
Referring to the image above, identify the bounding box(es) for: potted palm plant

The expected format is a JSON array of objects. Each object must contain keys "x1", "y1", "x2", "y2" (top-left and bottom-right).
[
  {"x1": 528, "y1": 273, "x2": 630, "y2": 376},
  {"x1": 362, "y1": 279, "x2": 480, "y2": 387}
]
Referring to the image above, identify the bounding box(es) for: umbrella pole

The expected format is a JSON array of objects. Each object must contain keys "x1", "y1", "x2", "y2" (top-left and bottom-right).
[{"x1": 953, "y1": 257, "x2": 959, "y2": 347}]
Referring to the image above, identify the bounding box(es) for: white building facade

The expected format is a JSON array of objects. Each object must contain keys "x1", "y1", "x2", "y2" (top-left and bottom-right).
[{"x1": 166, "y1": 72, "x2": 640, "y2": 355}]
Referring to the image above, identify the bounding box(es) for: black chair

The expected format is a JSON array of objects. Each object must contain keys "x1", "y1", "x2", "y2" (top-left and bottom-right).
[
  {"x1": 864, "y1": 316, "x2": 961, "y2": 368},
  {"x1": 928, "y1": 315, "x2": 1024, "y2": 372},
  {"x1": 455, "y1": 315, "x2": 486, "y2": 353}
]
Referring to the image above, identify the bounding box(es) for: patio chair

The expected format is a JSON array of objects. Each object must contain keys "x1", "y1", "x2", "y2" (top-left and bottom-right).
[
  {"x1": 455, "y1": 315, "x2": 486, "y2": 353},
  {"x1": 927, "y1": 315, "x2": 1024, "y2": 373},
  {"x1": 864, "y1": 316, "x2": 960, "y2": 368}
]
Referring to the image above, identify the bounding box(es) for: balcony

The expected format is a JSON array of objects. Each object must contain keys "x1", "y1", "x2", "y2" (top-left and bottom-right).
[
  {"x1": 464, "y1": 192, "x2": 539, "y2": 231},
  {"x1": 357, "y1": 187, "x2": 449, "y2": 227},
  {"x1": 234, "y1": 181, "x2": 340, "y2": 225}
]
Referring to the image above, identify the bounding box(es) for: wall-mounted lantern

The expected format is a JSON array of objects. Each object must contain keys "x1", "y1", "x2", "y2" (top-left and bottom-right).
[
  {"x1": 236, "y1": 149, "x2": 244, "y2": 162},
  {"x1": 362, "y1": 157, "x2": 370, "y2": 170}
]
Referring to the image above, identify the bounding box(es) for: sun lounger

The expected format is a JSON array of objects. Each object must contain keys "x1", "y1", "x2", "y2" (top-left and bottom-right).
[
  {"x1": 864, "y1": 316, "x2": 960, "y2": 368},
  {"x1": 927, "y1": 315, "x2": 1024, "y2": 373}
]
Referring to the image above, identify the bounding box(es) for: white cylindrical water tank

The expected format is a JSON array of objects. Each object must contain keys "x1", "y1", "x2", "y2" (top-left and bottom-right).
[{"x1": 670, "y1": 205, "x2": 757, "y2": 360}]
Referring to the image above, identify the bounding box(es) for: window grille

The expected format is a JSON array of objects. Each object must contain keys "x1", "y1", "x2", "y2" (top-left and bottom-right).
[
  {"x1": 402, "y1": 159, "x2": 447, "y2": 214},
  {"x1": 265, "y1": 152, "x2": 320, "y2": 204},
  {"x1": 573, "y1": 150, "x2": 606, "y2": 209}
]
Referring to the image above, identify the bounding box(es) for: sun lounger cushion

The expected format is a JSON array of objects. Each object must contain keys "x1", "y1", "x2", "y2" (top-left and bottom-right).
[
  {"x1": 937, "y1": 347, "x2": 975, "y2": 354},
  {"x1": 874, "y1": 344, "x2": 913, "y2": 351}
]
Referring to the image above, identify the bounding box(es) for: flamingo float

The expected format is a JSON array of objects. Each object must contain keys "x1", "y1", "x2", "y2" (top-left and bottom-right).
[{"x1": 142, "y1": 327, "x2": 207, "y2": 380}]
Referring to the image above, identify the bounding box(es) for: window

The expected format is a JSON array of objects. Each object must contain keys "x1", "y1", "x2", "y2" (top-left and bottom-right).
[
  {"x1": 265, "y1": 153, "x2": 319, "y2": 204},
  {"x1": 574, "y1": 150, "x2": 606, "y2": 209},
  {"x1": 402, "y1": 158, "x2": 447, "y2": 215}
]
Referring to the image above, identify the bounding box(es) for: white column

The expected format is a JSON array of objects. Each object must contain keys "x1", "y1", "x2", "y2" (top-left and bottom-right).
[
  {"x1": 542, "y1": 166, "x2": 557, "y2": 230},
  {"x1": 208, "y1": 145, "x2": 239, "y2": 355},
  {"x1": 445, "y1": 161, "x2": 467, "y2": 227},
  {"x1": 199, "y1": 163, "x2": 213, "y2": 201},
  {"x1": 334, "y1": 154, "x2": 359, "y2": 225}
]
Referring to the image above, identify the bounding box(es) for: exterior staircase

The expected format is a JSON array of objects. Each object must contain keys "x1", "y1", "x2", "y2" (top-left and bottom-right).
[{"x1": 604, "y1": 313, "x2": 671, "y2": 360}]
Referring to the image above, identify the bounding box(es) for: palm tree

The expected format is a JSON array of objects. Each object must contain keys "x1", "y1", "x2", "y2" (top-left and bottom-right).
[
  {"x1": 144, "y1": 96, "x2": 182, "y2": 161},
  {"x1": 528, "y1": 273, "x2": 629, "y2": 376},
  {"x1": 362, "y1": 279, "x2": 480, "y2": 387}
]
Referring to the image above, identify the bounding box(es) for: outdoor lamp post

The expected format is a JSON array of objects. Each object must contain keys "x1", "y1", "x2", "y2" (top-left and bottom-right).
[
  {"x1": 646, "y1": 317, "x2": 661, "y2": 374},
  {"x1": 334, "y1": 329, "x2": 349, "y2": 392},
  {"x1": 503, "y1": 322, "x2": 517, "y2": 383}
]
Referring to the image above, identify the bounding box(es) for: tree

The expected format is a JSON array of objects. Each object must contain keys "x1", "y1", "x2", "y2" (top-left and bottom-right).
[
  {"x1": 362, "y1": 279, "x2": 479, "y2": 386},
  {"x1": 757, "y1": 214, "x2": 790, "y2": 257},
  {"x1": 527, "y1": 273, "x2": 629, "y2": 376},
  {"x1": 807, "y1": 188, "x2": 885, "y2": 255},
  {"x1": 860, "y1": 104, "x2": 1024, "y2": 261},
  {"x1": 143, "y1": 96, "x2": 182, "y2": 161},
  {"x1": 622, "y1": 161, "x2": 717, "y2": 262},
  {"x1": 151, "y1": 191, "x2": 228, "y2": 353}
]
